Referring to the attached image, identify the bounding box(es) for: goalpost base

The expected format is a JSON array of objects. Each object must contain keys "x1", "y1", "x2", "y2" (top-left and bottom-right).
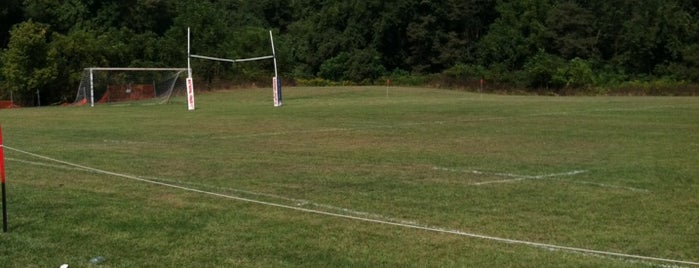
[
  {"x1": 186, "y1": 77, "x2": 195, "y2": 110},
  {"x1": 273, "y1": 77, "x2": 282, "y2": 107}
]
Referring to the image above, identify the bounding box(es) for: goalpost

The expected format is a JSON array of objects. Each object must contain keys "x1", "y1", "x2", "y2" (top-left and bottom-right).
[
  {"x1": 187, "y1": 27, "x2": 282, "y2": 108},
  {"x1": 74, "y1": 67, "x2": 189, "y2": 107},
  {"x1": 73, "y1": 28, "x2": 281, "y2": 110}
]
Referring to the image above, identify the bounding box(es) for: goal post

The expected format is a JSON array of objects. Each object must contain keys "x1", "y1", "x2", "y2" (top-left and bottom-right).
[
  {"x1": 74, "y1": 67, "x2": 188, "y2": 107},
  {"x1": 269, "y1": 30, "x2": 282, "y2": 107},
  {"x1": 188, "y1": 28, "x2": 282, "y2": 107}
]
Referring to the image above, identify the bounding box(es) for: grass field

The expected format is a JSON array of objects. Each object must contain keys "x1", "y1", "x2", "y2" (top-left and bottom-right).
[{"x1": 0, "y1": 86, "x2": 697, "y2": 267}]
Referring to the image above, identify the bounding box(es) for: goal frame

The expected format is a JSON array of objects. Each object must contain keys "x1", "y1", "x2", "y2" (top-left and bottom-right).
[
  {"x1": 187, "y1": 28, "x2": 282, "y2": 108},
  {"x1": 78, "y1": 67, "x2": 189, "y2": 107}
]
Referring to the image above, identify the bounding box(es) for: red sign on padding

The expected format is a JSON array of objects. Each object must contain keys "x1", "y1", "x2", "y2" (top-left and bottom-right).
[{"x1": 186, "y1": 78, "x2": 195, "y2": 111}]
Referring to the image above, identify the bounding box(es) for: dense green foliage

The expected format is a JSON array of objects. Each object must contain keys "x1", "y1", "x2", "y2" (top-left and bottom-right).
[{"x1": 1, "y1": 0, "x2": 698, "y2": 104}]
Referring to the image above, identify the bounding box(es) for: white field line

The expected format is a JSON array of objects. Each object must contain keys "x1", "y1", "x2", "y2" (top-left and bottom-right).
[
  {"x1": 434, "y1": 166, "x2": 649, "y2": 192},
  {"x1": 101, "y1": 139, "x2": 163, "y2": 146},
  {"x1": 9, "y1": 156, "x2": 424, "y2": 227},
  {"x1": 570, "y1": 180, "x2": 650, "y2": 193},
  {"x1": 217, "y1": 127, "x2": 353, "y2": 139},
  {"x1": 7, "y1": 157, "x2": 92, "y2": 172},
  {"x1": 139, "y1": 176, "x2": 424, "y2": 227},
  {"x1": 4, "y1": 146, "x2": 696, "y2": 267},
  {"x1": 473, "y1": 170, "x2": 588, "y2": 185},
  {"x1": 7, "y1": 157, "x2": 425, "y2": 227},
  {"x1": 433, "y1": 166, "x2": 588, "y2": 183}
]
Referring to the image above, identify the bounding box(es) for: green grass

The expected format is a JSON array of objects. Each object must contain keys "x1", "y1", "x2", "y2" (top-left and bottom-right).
[{"x1": 1, "y1": 86, "x2": 697, "y2": 267}]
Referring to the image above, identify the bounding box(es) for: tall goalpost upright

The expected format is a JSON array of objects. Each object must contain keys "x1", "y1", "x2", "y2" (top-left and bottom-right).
[
  {"x1": 75, "y1": 28, "x2": 280, "y2": 110},
  {"x1": 187, "y1": 27, "x2": 282, "y2": 108},
  {"x1": 269, "y1": 30, "x2": 282, "y2": 107},
  {"x1": 186, "y1": 28, "x2": 195, "y2": 111}
]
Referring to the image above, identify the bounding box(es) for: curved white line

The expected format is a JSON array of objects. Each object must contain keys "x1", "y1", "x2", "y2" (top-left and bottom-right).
[{"x1": 4, "y1": 146, "x2": 697, "y2": 266}]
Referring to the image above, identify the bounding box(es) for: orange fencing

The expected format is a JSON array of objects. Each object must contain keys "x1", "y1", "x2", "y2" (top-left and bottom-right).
[{"x1": 0, "y1": 101, "x2": 19, "y2": 109}]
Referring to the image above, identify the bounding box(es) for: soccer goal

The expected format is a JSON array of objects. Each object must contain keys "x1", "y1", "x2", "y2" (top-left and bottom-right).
[{"x1": 73, "y1": 67, "x2": 188, "y2": 107}]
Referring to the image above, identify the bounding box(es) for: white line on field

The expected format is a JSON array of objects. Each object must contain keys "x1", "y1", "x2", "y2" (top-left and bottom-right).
[
  {"x1": 473, "y1": 170, "x2": 588, "y2": 185},
  {"x1": 7, "y1": 157, "x2": 92, "y2": 172},
  {"x1": 570, "y1": 180, "x2": 650, "y2": 193},
  {"x1": 139, "y1": 176, "x2": 425, "y2": 227},
  {"x1": 432, "y1": 166, "x2": 582, "y2": 179},
  {"x1": 4, "y1": 146, "x2": 695, "y2": 267},
  {"x1": 102, "y1": 139, "x2": 163, "y2": 146},
  {"x1": 433, "y1": 166, "x2": 649, "y2": 192},
  {"x1": 216, "y1": 127, "x2": 353, "y2": 139},
  {"x1": 8, "y1": 157, "x2": 425, "y2": 227},
  {"x1": 433, "y1": 166, "x2": 588, "y2": 183}
]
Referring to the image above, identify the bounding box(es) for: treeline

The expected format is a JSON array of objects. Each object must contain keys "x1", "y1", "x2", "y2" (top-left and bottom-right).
[{"x1": 1, "y1": 0, "x2": 699, "y2": 105}]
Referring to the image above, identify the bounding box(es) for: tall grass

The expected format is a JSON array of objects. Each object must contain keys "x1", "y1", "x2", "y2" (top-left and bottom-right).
[{"x1": 0, "y1": 87, "x2": 697, "y2": 267}]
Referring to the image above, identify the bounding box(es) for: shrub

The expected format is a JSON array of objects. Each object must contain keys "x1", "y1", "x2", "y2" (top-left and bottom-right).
[
  {"x1": 522, "y1": 51, "x2": 567, "y2": 89},
  {"x1": 562, "y1": 58, "x2": 595, "y2": 88},
  {"x1": 318, "y1": 49, "x2": 386, "y2": 84}
]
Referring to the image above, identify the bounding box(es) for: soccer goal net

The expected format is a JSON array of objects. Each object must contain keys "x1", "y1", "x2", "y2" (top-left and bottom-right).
[{"x1": 73, "y1": 67, "x2": 188, "y2": 106}]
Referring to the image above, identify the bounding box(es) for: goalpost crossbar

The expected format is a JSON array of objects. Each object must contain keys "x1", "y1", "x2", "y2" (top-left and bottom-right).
[
  {"x1": 189, "y1": 54, "x2": 274, "y2": 64},
  {"x1": 86, "y1": 67, "x2": 189, "y2": 72},
  {"x1": 186, "y1": 28, "x2": 281, "y2": 107}
]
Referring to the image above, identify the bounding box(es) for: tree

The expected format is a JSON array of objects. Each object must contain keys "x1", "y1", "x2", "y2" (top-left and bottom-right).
[
  {"x1": 476, "y1": 0, "x2": 553, "y2": 71},
  {"x1": 546, "y1": 1, "x2": 597, "y2": 59},
  {"x1": 22, "y1": 0, "x2": 95, "y2": 33},
  {"x1": 167, "y1": 0, "x2": 233, "y2": 86},
  {"x1": 1, "y1": 21, "x2": 57, "y2": 105},
  {"x1": 0, "y1": 0, "x2": 24, "y2": 47},
  {"x1": 522, "y1": 50, "x2": 566, "y2": 89},
  {"x1": 319, "y1": 48, "x2": 385, "y2": 83},
  {"x1": 589, "y1": 0, "x2": 698, "y2": 76},
  {"x1": 405, "y1": 0, "x2": 496, "y2": 73},
  {"x1": 3, "y1": 0, "x2": 699, "y2": 100},
  {"x1": 45, "y1": 29, "x2": 111, "y2": 102},
  {"x1": 287, "y1": 0, "x2": 385, "y2": 77}
]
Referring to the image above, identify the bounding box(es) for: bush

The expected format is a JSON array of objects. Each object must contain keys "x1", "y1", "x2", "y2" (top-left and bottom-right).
[
  {"x1": 318, "y1": 52, "x2": 350, "y2": 82},
  {"x1": 443, "y1": 64, "x2": 487, "y2": 80},
  {"x1": 594, "y1": 65, "x2": 628, "y2": 88},
  {"x1": 610, "y1": 77, "x2": 691, "y2": 95},
  {"x1": 295, "y1": 77, "x2": 338, "y2": 87},
  {"x1": 318, "y1": 49, "x2": 386, "y2": 84},
  {"x1": 378, "y1": 69, "x2": 422, "y2": 86},
  {"x1": 522, "y1": 51, "x2": 566, "y2": 89},
  {"x1": 562, "y1": 58, "x2": 595, "y2": 88}
]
